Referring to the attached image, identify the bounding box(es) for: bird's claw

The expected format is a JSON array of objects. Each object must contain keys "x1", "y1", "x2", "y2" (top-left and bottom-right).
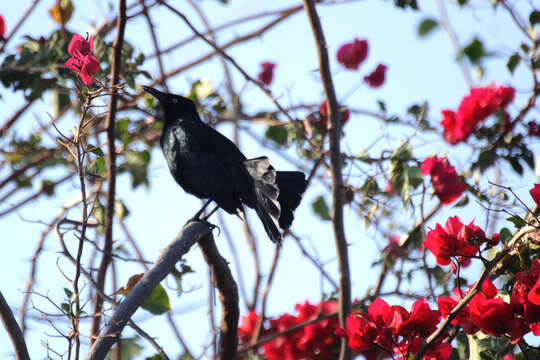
[{"x1": 185, "y1": 218, "x2": 221, "y2": 236}]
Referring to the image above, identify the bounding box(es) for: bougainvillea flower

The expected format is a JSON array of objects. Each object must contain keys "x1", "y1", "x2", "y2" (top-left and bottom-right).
[
  {"x1": 261, "y1": 300, "x2": 340, "y2": 360},
  {"x1": 530, "y1": 184, "x2": 540, "y2": 207},
  {"x1": 440, "y1": 84, "x2": 515, "y2": 144},
  {"x1": 364, "y1": 64, "x2": 388, "y2": 88},
  {"x1": 397, "y1": 298, "x2": 441, "y2": 338},
  {"x1": 336, "y1": 38, "x2": 368, "y2": 70},
  {"x1": 423, "y1": 216, "x2": 480, "y2": 266},
  {"x1": 257, "y1": 61, "x2": 276, "y2": 86},
  {"x1": 319, "y1": 100, "x2": 350, "y2": 128},
  {"x1": 335, "y1": 312, "x2": 389, "y2": 360},
  {"x1": 383, "y1": 235, "x2": 406, "y2": 258},
  {"x1": 421, "y1": 156, "x2": 466, "y2": 205},
  {"x1": 0, "y1": 15, "x2": 5, "y2": 39},
  {"x1": 469, "y1": 296, "x2": 527, "y2": 343},
  {"x1": 511, "y1": 258, "x2": 540, "y2": 335},
  {"x1": 438, "y1": 278, "x2": 497, "y2": 334},
  {"x1": 238, "y1": 309, "x2": 259, "y2": 344},
  {"x1": 65, "y1": 33, "x2": 100, "y2": 85}
]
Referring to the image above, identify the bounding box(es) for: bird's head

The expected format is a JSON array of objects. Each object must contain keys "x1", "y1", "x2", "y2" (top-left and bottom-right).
[{"x1": 142, "y1": 86, "x2": 199, "y2": 123}]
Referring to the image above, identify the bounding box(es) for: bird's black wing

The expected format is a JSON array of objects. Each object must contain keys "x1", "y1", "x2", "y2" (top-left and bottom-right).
[{"x1": 182, "y1": 120, "x2": 247, "y2": 164}]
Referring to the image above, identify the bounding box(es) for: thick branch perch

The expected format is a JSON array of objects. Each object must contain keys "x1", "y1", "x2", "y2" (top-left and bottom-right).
[
  {"x1": 197, "y1": 234, "x2": 239, "y2": 360},
  {"x1": 86, "y1": 221, "x2": 213, "y2": 360},
  {"x1": 0, "y1": 290, "x2": 30, "y2": 360}
]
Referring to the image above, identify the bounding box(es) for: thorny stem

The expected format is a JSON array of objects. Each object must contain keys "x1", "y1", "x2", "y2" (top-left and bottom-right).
[
  {"x1": 91, "y1": 0, "x2": 127, "y2": 343},
  {"x1": 71, "y1": 96, "x2": 93, "y2": 360}
]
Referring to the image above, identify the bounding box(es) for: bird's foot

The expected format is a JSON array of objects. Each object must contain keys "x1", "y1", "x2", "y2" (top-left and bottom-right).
[{"x1": 185, "y1": 217, "x2": 221, "y2": 236}]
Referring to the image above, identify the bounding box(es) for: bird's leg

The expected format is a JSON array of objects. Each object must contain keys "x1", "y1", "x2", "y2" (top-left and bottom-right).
[
  {"x1": 186, "y1": 200, "x2": 221, "y2": 234},
  {"x1": 189, "y1": 199, "x2": 213, "y2": 222}
]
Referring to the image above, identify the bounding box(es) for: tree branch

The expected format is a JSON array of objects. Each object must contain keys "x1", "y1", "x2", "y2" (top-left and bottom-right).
[
  {"x1": 197, "y1": 233, "x2": 239, "y2": 360},
  {"x1": 91, "y1": 0, "x2": 127, "y2": 342},
  {"x1": 301, "y1": 1, "x2": 351, "y2": 359},
  {"x1": 0, "y1": 290, "x2": 30, "y2": 360},
  {"x1": 86, "y1": 221, "x2": 213, "y2": 360}
]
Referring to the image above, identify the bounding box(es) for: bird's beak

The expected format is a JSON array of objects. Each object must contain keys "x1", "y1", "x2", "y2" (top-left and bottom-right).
[{"x1": 142, "y1": 85, "x2": 166, "y2": 102}]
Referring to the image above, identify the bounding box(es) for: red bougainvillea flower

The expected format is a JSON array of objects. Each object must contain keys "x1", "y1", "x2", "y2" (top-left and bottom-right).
[
  {"x1": 511, "y1": 258, "x2": 540, "y2": 335},
  {"x1": 319, "y1": 100, "x2": 350, "y2": 128},
  {"x1": 530, "y1": 184, "x2": 540, "y2": 207},
  {"x1": 261, "y1": 300, "x2": 340, "y2": 360},
  {"x1": 364, "y1": 64, "x2": 388, "y2": 88},
  {"x1": 238, "y1": 309, "x2": 259, "y2": 344},
  {"x1": 257, "y1": 61, "x2": 276, "y2": 86},
  {"x1": 397, "y1": 298, "x2": 441, "y2": 339},
  {"x1": 0, "y1": 15, "x2": 5, "y2": 40},
  {"x1": 336, "y1": 297, "x2": 447, "y2": 360},
  {"x1": 440, "y1": 84, "x2": 515, "y2": 144},
  {"x1": 65, "y1": 33, "x2": 100, "y2": 85},
  {"x1": 423, "y1": 216, "x2": 481, "y2": 266},
  {"x1": 438, "y1": 278, "x2": 498, "y2": 334},
  {"x1": 337, "y1": 38, "x2": 368, "y2": 70},
  {"x1": 421, "y1": 156, "x2": 466, "y2": 205},
  {"x1": 469, "y1": 296, "x2": 527, "y2": 343}
]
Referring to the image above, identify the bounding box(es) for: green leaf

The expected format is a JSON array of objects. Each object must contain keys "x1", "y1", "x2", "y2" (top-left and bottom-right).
[
  {"x1": 530, "y1": 10, "x2": 540, "y2": 26},
  {"x1": 142, "y1": 283, "x2": 171, "y2": 315},
  {"x1": 64, "y1": 288, "x2": 73, "y2": 299},
  {"x1": 61, "y1": 302, "x2": 71, "y2": 314},
  {"x1": 507, "y1": 53, "x2": 521, "y2": 74},
  {"x1": 265, "y1": 125, "x2": 289, "y2": 146},
  {"x1": 146, "y1": 355, "x2": 163, "y2": 360},
  {"x1": 477, "y1": 149, "x2": 496, "y2": 172},
  {"x1": 461, "y1": 37, "x2": 489, "y2": 64},
  {"x1": 508, "y1": 156, "x2": 523, "y2": 175},
  {"x1": 407, "y1": 166, "x2": 422, "y2": 188},
  {"x1": 499, "y1": 227, "x2": 512, "y2": 243},
  {"x1": 390, "y1": 141, "x2": 412, "y2": 161},
  {"x1": 108, "y1": 337, "x2": 143, "y2": 360},
  {"x1": 312, "y1": 196, "x2": 331, "y2": 221},
  {"x1": 454, "y1": 195, "x2": 469, "y2": 207},
  {"x1": 87, "y1": 144, "x2": 104, "y2": 157},
  {"x1": 417, "y1": 18, "x2": 438, "y2": 38},
  {"x1": 114, "y1": 199, "x2": 130, "y2": 220},
  {"x1": 40, "y1": 179, "x2": 56, "y2": 196},
  {"x1": 86, "y1": 157, "x2": 106, "y2": 178},
  {"x1": 507, "y1": 215, "x2": 526, "y2": 229}
]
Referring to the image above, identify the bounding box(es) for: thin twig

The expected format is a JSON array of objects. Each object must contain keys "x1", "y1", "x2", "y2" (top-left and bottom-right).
[{"x1": 301, "y1": 1, "x2": 351, "y2": 359}]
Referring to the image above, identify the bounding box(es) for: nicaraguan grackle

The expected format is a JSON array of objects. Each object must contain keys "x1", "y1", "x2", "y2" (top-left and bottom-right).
[{"x1": 143, "y1": 86, "x2": 307, "y2": 244}]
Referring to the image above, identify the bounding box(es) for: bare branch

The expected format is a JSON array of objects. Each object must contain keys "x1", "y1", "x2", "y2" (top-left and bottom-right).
[
  {"x1": 86, "y1": 221, "x2": 213, "y2": 360},
  {"x1": 0, "y1": 290, "x2": 30, "y2": 360},
  {"x1": 301, "y1": 1, "x2": 351, "y2": 359}
]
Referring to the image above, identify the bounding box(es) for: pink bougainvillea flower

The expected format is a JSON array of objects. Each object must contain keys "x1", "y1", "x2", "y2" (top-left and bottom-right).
[
  {"x1": 0, "y1": 15, "x2": 5, "y2": 39},
  {"x1": 337, "y1": 38, "x2": 368, "y2": 70},
  {"x1": 319, "y1": 100, "x2": 350, "y2": 128},
  {"x1": 530, "y1": 184, "x2": 540, "y2": 207},
  {"x1": 257, "y1": 61, "x2": 276, "y2": 86},
  {"x1": 421, "y1": 156, "x2": 466, "y2": 205},
  {"x1": 364, "y1": 64, "x2": 388, "y2": 88},
  {"x1": 65, "y1": 33, "x2": 100, "y2": 85},
  {"x1": 423, "y1": 216, "x2": 481, "y2": 266},
  {"x1": 440, "y1": 84, "x2": 515, "y2": 144}
]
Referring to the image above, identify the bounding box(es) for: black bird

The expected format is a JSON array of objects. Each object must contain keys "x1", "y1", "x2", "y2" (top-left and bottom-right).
[{"x1": 143, "y1": 86, "x2": 307, "y2": 244}]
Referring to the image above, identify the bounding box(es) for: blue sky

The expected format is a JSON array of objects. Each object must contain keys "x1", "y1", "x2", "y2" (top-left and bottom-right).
[{"x1": 0, "y1": 0, "x2": 538, "y2": 358}]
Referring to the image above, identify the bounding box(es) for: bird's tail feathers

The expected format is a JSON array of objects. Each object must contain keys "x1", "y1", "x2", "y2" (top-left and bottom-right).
[
  {"x1": 275, "y1": 171, "x2": 307, "y2": 229},
  {"x1": 242, "y1": 157, "x2": 282, "y2": 244}
]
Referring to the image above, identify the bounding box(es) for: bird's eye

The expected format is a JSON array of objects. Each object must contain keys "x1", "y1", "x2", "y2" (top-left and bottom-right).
[{"x1": 172, "y1": 98, "x2": 178, "y2": 104}]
